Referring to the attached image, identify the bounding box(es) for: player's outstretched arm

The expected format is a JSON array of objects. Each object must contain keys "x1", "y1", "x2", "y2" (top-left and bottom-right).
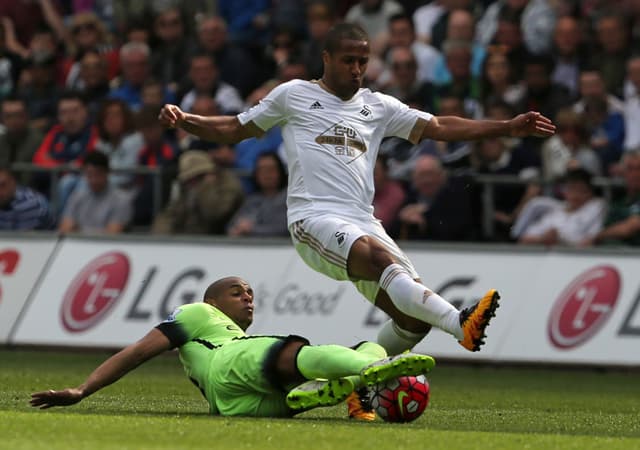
[
  {"x1": 420, "y1": 111, "x2": 556, "y2": 142},
  {"x1": 158, "y1": 104, "x2": 262, "y2": 144},
  {"x1": 30, "y1": 329, "x2": 171, "y2": 409}
]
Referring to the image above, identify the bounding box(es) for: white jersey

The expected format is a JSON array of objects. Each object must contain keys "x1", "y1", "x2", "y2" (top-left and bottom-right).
[{"x1": 237, "y1": 79, "x2": 433, "y2": 225}]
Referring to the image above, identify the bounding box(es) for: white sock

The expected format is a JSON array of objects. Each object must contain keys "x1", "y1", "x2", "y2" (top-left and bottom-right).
[
  {"x1": 379, "y1": 264, "x2": 464, "y2": 340},
  {"x1": 377, "y1": 320, "x2": 428, "y2": 355}
]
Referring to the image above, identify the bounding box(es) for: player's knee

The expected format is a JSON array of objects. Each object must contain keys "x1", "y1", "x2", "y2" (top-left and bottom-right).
[{"x1": 275, "y1": 341, "x2": 306, "y2": 383}]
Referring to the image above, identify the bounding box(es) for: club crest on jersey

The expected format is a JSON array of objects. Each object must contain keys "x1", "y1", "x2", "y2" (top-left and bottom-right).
[
  {"x1": 315, "y1": 120, "x2": 367, "y2": 163},
  {"x1": 359, "y1": 105, "x2": 372, "y2": 117},
  {"x1": 163, "y1": 307, "x2": 183, "y2": 323},
  {"x1": 335, "y1": 231, "x2": 347, "y2": 247}
]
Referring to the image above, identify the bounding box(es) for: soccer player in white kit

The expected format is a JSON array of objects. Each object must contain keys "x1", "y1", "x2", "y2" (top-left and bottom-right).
[{"x1": 159, "y1": 23, "x2": 556, "y2": 420}]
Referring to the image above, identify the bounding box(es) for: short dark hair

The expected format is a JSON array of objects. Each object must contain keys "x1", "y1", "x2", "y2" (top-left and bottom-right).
[
  {"x1": 388, "y1": 13, "x2": 414, "y2": 30},
  {"x1": 58, "y1": 90, "x2": 87, "y2": 106},
  {"x1": 564, "y1": 168, "x2": 594, "y2": 190},
  {"x1": 323, "y1": 22, "x2": 368, "y2": 54},
  {"x1": 253, "y1": 152, "x2": 287, "y2": 191},
  {"x1": 84, "y1": 151, "x2": 110, "y2": 171}
]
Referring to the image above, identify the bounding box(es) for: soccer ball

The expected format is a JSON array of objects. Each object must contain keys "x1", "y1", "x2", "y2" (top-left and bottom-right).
[{"x1": 370, "y1": 375, "x2": 430, "y2": 423}]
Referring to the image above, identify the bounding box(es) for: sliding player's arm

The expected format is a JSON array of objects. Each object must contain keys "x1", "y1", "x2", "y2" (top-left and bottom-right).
[
  {"x1": 158, "y1": 104, "x2": 263, "y2": 144},
  {"x1": 30, "y1": 329, "x2": 171, "y2": 409}
]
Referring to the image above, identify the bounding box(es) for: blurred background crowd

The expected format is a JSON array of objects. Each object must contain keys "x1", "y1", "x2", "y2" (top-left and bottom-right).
[{"x1": 0, "y1": 0, "x2": 639, "y2": 247}]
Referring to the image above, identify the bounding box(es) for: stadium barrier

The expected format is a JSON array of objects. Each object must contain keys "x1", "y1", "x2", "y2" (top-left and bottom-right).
[{"x1": 3, "y1": 233, "x2": 639, "y2": 367}]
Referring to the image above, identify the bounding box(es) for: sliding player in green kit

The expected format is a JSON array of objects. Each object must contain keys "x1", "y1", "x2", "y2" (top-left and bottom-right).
[{"x1": 30, "y1": 276, "x2": 434, "y2": 417}]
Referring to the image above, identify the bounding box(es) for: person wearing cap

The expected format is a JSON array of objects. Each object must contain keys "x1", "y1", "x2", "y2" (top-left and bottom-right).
[
  {"x1": 152, "y1": 150, "x2": 244, "y2": 235},
  {"x1": 58, "y1": 151, "x2": 132, "y2": 234}
]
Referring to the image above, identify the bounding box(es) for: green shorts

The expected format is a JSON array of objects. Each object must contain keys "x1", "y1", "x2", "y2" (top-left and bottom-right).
[{"x1": 205, "y1": 335, "x2": 308, "y2": 417}]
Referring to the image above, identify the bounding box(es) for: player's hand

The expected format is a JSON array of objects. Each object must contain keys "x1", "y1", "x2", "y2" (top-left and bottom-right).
[
  {"x1": 509, "y1": 111, "x2": 556, "y2": 138},
  {"x1": 30, "y1": 388, "x2": 84, "y2": 409},
  {"x1": 158, "y1": 104, "x2": 185, "y2": 129}
]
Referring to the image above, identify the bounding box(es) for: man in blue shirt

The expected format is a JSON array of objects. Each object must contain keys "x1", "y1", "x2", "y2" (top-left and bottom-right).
[{"x1": 0, "y1": 167, "x2": 54, "y2": 230}]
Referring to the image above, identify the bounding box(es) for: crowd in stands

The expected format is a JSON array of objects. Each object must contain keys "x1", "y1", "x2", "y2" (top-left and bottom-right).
[{"x1": 1, "y1": 0, "x2": 639, "y2": 247}]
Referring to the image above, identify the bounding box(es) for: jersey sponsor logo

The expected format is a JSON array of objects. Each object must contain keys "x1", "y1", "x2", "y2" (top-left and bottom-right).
[
  {"x1": 315, "y1": 120, "x2": 367, "y2": 162},
  {"x1": 548, "y1": 265, "x2": 621, "y2": 349},
  {"x1": 0, "y1": 249, "x2": 20, "y2": 305},
  {"x1": 61, "y1": 252, "x2": 130, "y2": 333},
  {"x1": 309, "y1": 100, "x2": 324, "y2": 110}
]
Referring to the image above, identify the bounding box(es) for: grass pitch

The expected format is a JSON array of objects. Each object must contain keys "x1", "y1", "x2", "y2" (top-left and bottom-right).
[{"x1": 1, "y1": 349, "x2": 639, "y2": 450}]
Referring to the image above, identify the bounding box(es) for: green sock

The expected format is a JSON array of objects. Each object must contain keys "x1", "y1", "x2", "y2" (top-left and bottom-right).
[
  {"x1": 347, "y1": 342, "x2": 388, "y2": 389},
  {"x1": 296, "y1": 344, "x2": 382, "y2": 380}
]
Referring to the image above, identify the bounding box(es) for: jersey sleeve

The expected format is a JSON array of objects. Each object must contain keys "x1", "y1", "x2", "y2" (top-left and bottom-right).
[
  {"x1": 380, "y1": 93, "x2": 433, "y2": 144},
  {"x1": 155, "y1": 303, "x2": 211, "y2": 349},
  {"x1": 237, "y1": 81, "x2": 292, "y2": 131}
]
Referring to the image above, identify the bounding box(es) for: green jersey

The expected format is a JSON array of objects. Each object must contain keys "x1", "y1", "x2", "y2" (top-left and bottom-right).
[{"x1": 156, "y1": 303, "x2": 246, "y2": 403}]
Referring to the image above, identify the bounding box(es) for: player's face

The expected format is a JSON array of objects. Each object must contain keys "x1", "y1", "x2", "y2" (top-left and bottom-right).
[
  {"x1": 322, "y1": 39, "x2": 369, "y2": 99},
  {"x1": 214, "y1": 279, "x2": 254, "y2": 330}
]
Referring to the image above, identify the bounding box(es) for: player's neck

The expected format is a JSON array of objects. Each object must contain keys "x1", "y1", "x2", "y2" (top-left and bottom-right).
[{"x1": 318, "y1": 78, "x2": 356, "y2": 101}]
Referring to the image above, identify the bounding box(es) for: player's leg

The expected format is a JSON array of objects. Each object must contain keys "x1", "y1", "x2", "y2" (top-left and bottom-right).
[
  {"x1": 279, "y1": 340, "x2": 434, "y2": 412},
  {"x1": 348, "y1": 229, "x2": 500, "y2": 352}
]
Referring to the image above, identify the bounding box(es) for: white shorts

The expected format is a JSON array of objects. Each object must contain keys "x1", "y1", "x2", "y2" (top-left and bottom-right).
[{"x1": 289, "y1": 215, "x2": 418, "y2": 303}]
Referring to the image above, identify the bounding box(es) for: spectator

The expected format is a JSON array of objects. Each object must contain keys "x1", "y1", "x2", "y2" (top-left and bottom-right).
[
  {"x1": 412, "y1": 0, "x2": 446, "y2": 44},
  {"x1": 475, "y1": 0, "x2": 556, "y2": 55},
  {"x1": 218, "y1": 0, "x2": 271, "y2": 47},
  {"x1": 623, "y1": 56, "x2": 640, "y2": 152},
  {"x1": 550, "y1": 15, "x2": 588, "y2": 97},
  {"x1": 418, "y1": 0, "x2": 474, "y2": 52},
  {"x1": 76, "y1": 50, "x2": 111, "y2": 118},
  {"x1": 177, "y1": 95, "x2": 219, "y2": 151},
  {"x1": 94, "y1": 99, "x2": 144, "y2": 191},
  {"x1": 18, "y1": 50, "x2": 60, "y2": 132},
  {"x1": 397, "y1": 154, "x2": 475, "y2": 240},
  {"x1": 192, "y1": 15, "x2": 258, "y2": 97},
  {"x1": 152, "y1": 150, "x2": 244, "y2": 235},
  {"x1": 435, "y1": 39, "x2": 481, "y2": 118},
  {"x1": 227, "y1": 152, "x2": 288, "y2": 237},
  {"x1": 58, "y1": 151, "x2": 132, "y2": 234},
  {"x1": 380, "y1": 46, "x2": 435, "y2": 110},
  {"x1": 32, "y1": 92, "x2": 98, "y2": 207},
  {"x1": 431, "y1": 9, "x2": 486, "y2": 87},
  {"x1": 473, "y1": 108, "x2": 541, "y2": 239},
  {"x1": 513, "y1": 168, "x2": 606, "y2": 246},
  {"x1": 177, "y1": 53, "x2": 244, "y2": 115},
  {"x1": 373, "y1": 154, "x2": 406, "y2": 233},
  {"x1": 0, "y1": 96, "x2": 43, "y2": 182},
  {"x1": 541, "y1": 108, "x2": 601, "y2": 182},
  {"x1": 133, "y1": 106, "x2": 178, "y2": 226},
  {"x1": 378, "y1": 13, "x2": 440, "y2": 85},
  {"x1": 584, "y1": 151, "x2": 640, "y2": 246},
  {"x1": 592, "y1": 12, "x2": 632, "y2": 99},
  {"x1": 583, "y1": 96, "x2": 625, "y2": 174},
  {"x1": 61, "y1": 12, "x2": 119, "y2": 90},
  {"x1": 515, "y1": 55, "x2": 574, "y2": 121},
  {"x1": 110, "y1": 42, "x2": 173, "y2": 111},
  {"x1": 32, "y1": 92, "x2": 98, "y2": 169},
  {"x1": 345, "y1": 0, "x2": 404, "y2": 44},
  {"x1": 301, "y1": 0, "x2": 339, "y2": 80},
  {"x1": 487, "y1": 6, "x2": 529, "y2": 82},
  {"x1": 0, "y1": 167, "x2": 54, "y2": 230},
  {"x1": 150, "y1": 7, "x2": 191, "y2": 91},
  {"x1": 140, "y1": 78, "x2": 166, "y2": 112},
  {"x1": 479, "y1": 48, "x2": 525, "y2": 110},
  {"x1": 0, "y1": 21, "x2": 23, "y2": 99},
  {"x1": 574, "y1": 69, "x2": 625, "y2": 116}
]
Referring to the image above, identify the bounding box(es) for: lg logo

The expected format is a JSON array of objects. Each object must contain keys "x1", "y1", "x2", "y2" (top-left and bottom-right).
[
  {"x1": 60, "y1": 252, "x2": 130, "y2": 332},
  {"x1": 548, "y1": 265, "x2": 620, "y2": 349}
]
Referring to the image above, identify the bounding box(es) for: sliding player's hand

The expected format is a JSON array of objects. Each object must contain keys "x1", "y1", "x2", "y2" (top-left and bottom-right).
[
  {"x1": 509, "y1": 111, "x2": 556, "y2": 138},
  {"x1": 30, "y1": 388, "x2": 84, "y2": 409}
]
